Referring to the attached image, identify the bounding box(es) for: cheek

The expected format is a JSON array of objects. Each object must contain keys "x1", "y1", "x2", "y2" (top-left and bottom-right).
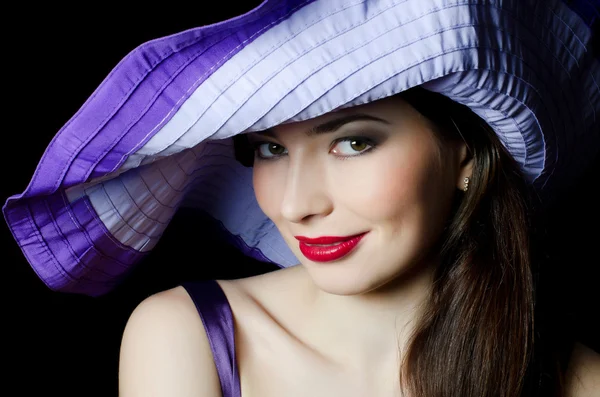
[
  {"x1": 335, "y1": 147, "x2": 436, "y2": 221},
  {"x1": 252, "y1": 163, "x2": 285, "y2": 218}
]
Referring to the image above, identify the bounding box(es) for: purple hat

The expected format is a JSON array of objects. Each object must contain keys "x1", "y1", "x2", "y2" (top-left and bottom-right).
[{"x1": 3, "y1": 0, "x2": 599, "y2": 296}]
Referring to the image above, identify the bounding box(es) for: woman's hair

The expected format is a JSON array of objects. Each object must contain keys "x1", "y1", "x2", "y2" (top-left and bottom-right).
[{"x1": 233, "y1": 87, "x2": 570, "y2": 396}]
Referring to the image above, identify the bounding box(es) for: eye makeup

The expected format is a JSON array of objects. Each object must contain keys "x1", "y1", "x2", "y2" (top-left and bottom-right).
[{"x1": 249, "y1": 129, "x2": 387, "y2": 161}]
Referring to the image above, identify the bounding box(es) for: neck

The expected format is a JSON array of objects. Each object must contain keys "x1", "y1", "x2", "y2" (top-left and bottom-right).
[{"x1": 295, "y1": 261, "x2": 436, "y2": 375}]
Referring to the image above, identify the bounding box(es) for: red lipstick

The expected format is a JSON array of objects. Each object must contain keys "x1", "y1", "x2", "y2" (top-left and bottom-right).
[{"x1": 295, "y1": 232, "x2": 368, "y2": 262}]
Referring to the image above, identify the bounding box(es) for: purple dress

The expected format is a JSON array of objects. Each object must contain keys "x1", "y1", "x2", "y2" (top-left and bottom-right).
[{"x1": 182, "y1": 280, "x2": 241, "y2": 397}]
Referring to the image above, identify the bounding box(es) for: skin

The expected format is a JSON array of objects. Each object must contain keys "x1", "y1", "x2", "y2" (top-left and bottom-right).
[{"x1": 118, "y1": 96, "x2": 599, "y2": 396}]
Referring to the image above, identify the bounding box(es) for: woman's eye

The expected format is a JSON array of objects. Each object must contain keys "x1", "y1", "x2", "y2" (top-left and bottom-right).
[
  {"x1": 330, "y1": 138, "x2": 373, "y2": 157},
  {"x1": 255, "y1": 142, "x2": 287, "y2": 159},
  {"x1": 252, "y1": 137, "x2": 374, "y2": 160}
]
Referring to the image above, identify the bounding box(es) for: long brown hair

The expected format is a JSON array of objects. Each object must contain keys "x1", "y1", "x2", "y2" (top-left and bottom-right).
[
  {"x1": 233, "y1": 87, "x2": 568, "y2": 396},
  {"x1": 399, "y1": 87, "x2": 565, "y2": 397}
]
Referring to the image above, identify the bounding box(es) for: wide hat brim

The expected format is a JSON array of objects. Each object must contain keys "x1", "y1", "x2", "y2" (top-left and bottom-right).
[{"x1": 3, "y1": 0, "x2": 599, "y2": 296}]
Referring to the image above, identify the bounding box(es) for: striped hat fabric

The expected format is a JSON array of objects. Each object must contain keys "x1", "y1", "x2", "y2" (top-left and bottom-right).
[{"x1": 3, "y1": 0, "x2": 599, "y2": 296}]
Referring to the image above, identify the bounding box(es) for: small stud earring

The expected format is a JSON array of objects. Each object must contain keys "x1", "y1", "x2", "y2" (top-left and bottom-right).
[{"x1": 463, "y1": 177, "x2": 470, "y2": 192}]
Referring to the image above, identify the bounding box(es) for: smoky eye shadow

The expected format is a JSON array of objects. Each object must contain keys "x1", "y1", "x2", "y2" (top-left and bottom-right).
[{"x1": 337, "y1": 127, "x2": 389, "y2": 145}]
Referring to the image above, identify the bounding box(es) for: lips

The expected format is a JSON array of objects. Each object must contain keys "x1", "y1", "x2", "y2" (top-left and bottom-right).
[{"x1": 295, "y1": 232, "x2": 368, "y2": 262}]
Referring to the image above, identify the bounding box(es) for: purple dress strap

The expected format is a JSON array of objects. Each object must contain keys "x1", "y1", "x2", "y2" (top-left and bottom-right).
[{"x1": 181, "y1": 280, "x2": 241, "y2": 397}]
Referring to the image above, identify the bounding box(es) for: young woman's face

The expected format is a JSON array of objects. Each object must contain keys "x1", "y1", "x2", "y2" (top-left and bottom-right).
[{"x1": 249, "y1": 95, "x2": 472, "y2": 295}]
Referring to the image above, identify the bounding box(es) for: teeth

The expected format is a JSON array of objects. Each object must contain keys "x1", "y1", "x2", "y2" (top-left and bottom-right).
[{"x1": 306, "y1": 243, "x2": 342, "y2": 247}]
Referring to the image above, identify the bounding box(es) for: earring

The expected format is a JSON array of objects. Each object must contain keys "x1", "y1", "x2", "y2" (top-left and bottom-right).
[{"x1": 463, "y1": 177, "x2": 470, "y2": 192}]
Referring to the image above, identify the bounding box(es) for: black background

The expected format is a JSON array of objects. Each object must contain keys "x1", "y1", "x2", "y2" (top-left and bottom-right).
[{"x1": 3, "y1": 3, "x2": 598, "y2": 396}]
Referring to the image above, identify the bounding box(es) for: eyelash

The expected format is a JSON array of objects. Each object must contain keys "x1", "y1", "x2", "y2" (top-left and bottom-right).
[{"x1": 250, "y1": 136, "x2": 378, "y2": 161}]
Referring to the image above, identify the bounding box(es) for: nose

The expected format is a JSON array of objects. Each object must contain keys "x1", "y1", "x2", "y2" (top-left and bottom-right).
[{"x1": 280, "y1": 155, "x2": 333, "y2": 223}]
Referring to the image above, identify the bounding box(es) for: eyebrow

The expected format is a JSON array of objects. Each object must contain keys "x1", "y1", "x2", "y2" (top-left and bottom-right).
[{"x1": 255, "y1": 113, "x2": 390, "y2": 138}]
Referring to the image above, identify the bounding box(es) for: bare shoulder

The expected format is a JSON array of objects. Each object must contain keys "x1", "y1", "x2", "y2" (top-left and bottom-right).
[
  {"x1": 565, "y1": 342, "x2": 600, "y2": 397},
  {"x1": 118, "y1": 286, "x2": 222, "y2": 397},
  {"x1": 224, "y1": 265, "x2": 308, "y2": 303}
]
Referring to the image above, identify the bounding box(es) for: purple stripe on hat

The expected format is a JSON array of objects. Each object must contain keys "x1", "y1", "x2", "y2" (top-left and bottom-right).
[
  {"x1": 4, "y1": 198, "x2": 73, "y2": 288},
  {"x1": 88, "y1": 2, "x2": 315, "y2": 181},
  {"x1": 84, "y1": 19, "x2": 282, "y2": 180},
  {"x1": 66, "y1": 1, "x2": 280, "y2": 185},
  {"x1": 5, "y1": 0, "x2": 307, "y2": 201},
  {"x1": 6, "y1": 191, "x2": 147, "y2": 295},
  {"x1": 64, "y1": 1, "x2": 315, "y2": 191},
  {"x1": 27, "y1": 196, "x2": 97, "y2": 281}
]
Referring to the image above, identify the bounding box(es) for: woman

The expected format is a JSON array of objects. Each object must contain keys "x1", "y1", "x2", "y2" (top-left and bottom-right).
[
  {"x1": 119, "y1": 88, "x2": 599, "y2": 396},
  {"x1": 4, "y1": 0, "x2": 599, "y2": 396}
]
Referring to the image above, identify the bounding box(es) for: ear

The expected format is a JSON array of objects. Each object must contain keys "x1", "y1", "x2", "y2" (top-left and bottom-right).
[{"x1": 456, "y1": 142, "x2": 474, "y2": 191}]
